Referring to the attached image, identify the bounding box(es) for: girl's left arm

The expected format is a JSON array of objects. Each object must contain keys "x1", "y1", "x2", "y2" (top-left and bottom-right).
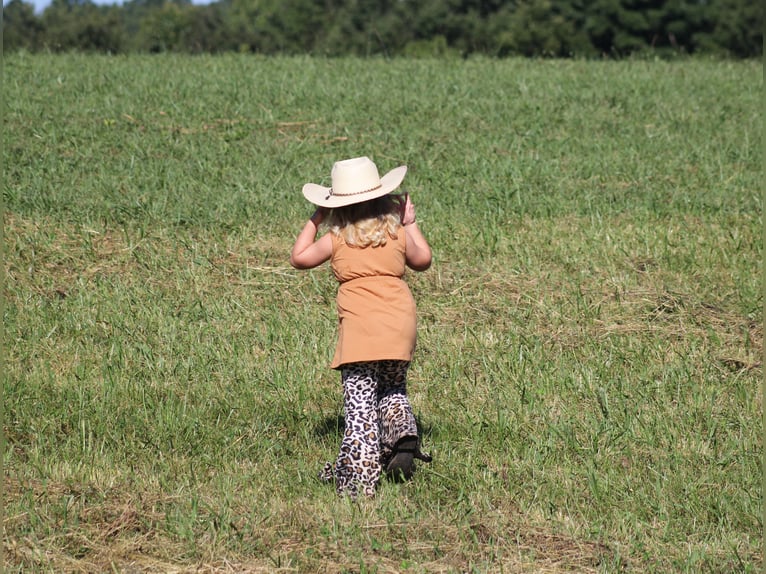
[{"x1": 290, "y1": 209, "x2": 333, "y2": 269}]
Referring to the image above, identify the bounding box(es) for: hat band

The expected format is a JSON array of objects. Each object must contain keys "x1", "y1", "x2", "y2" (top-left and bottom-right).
[{"x1": 325, "y1": 183, "x2": 382, "y2": 201}]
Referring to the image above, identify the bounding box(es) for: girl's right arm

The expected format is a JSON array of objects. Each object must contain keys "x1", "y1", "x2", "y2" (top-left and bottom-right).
[
  {"x1": 290, "y1": 209, "x2": 333, "y2": 269},
  {"x1": 401, "y1": 195, "x2": 432, "y2": 271}
]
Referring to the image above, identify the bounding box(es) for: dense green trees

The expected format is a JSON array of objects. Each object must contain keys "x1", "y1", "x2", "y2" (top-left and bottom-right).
[
  {"x1": 3, "y1": 0, "x2": 762, "y2": 57},
  {"x1": 3, "y1": 0, "x2": 45, "y2": 51}
]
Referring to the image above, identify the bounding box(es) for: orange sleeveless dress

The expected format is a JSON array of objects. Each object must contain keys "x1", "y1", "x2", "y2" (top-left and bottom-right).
[{"x1": 329, "y1": 231, "x2": 417, "y2": 369}]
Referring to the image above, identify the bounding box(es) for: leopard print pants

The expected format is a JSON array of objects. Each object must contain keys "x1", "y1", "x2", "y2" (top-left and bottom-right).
[{"x1": 320, "y1": 360, "x2": 420, "y2": 498}]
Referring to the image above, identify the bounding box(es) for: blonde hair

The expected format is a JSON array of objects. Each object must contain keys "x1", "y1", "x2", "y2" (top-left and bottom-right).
[{"x1": 327, "y1": 195, "x2": 402, "y2": 248}]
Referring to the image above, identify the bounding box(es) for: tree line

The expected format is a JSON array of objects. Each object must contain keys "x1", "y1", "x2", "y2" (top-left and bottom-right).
[{"x1": 3, "y1": 0, "x2": 762, "y2": 58}]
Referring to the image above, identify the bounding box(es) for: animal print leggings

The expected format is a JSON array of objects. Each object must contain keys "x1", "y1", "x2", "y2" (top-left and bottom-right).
[{"x1": 319, "y1": 360, "x2": 422, "y2": 498}]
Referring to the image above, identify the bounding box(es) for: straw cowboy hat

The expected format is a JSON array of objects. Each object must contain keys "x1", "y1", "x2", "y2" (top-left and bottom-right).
[{"x1": 302, "y1": 156, "x2": 407, "y2": 208}]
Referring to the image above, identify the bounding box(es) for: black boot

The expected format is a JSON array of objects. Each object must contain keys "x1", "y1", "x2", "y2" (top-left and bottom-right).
[{"x1": 385, "y1": 436, "x2": 432, "y2": 482}]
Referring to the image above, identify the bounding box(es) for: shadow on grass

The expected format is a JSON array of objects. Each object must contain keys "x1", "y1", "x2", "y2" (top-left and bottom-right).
[{"x1": 313, "y1": 415, "x2": 345, "y2": 439}]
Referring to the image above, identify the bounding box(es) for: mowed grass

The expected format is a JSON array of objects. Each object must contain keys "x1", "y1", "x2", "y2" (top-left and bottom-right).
[{"x1": 3, "y1": 54, "x2": 762, "y2": 572}]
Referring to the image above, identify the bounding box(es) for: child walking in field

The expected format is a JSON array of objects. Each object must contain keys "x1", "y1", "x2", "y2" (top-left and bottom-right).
[{"x1": 290, "y1": 156, "x2": 433, "y2": 499}]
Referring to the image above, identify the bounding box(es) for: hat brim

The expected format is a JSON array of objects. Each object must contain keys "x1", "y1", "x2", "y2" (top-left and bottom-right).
[{"x1": 302, "y1": 165, "x2": 407, "y2": 208}]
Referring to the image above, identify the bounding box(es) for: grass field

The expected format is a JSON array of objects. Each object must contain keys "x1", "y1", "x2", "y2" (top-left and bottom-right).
[{"x1": 3, "y1": 53, "x2": 762, "y2": 573}]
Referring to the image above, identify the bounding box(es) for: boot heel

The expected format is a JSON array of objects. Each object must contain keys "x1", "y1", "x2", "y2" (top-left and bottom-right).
[{"x1": 385, "y1": 436, "x2": 418, "y2": 482}]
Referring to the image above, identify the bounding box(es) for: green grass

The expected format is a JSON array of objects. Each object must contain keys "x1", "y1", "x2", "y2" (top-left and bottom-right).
[{"x1": 3, "y1": 53, "x2": 762, "y2": 572}]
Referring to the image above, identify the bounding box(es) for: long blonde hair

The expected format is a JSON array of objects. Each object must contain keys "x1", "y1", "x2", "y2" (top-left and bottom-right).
[{"x1": 327, "y1": 195, "x2": 402, "y2": 248}]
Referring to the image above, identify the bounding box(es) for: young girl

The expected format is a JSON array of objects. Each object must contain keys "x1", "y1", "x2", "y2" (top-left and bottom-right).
[{"x1": 290, "y1": 156, "x2": 433, "y2": 499}]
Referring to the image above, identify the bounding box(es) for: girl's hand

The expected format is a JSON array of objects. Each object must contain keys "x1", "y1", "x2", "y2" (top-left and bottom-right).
[
  {"x1": 310, "y1": 207, "x2": 328, "y2": 225},
  {"x1": 401, "y1": 194, "x2": 416, "y2": 226}
]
